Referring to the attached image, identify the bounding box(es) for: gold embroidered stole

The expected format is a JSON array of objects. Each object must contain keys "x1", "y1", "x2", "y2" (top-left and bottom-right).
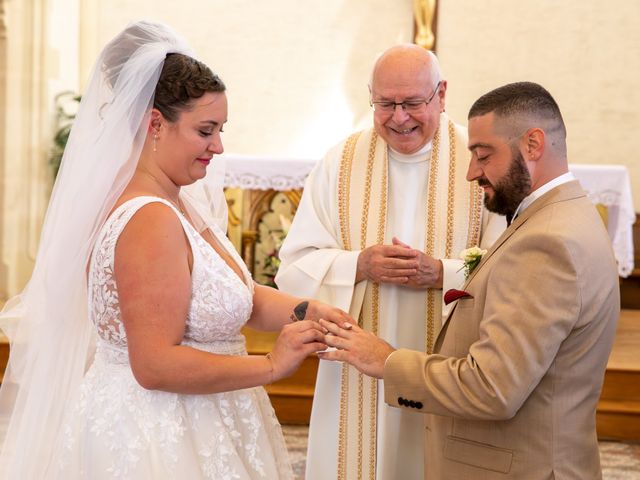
[{"x1": 335, "y1": 116, "x2": 483, "y2": 479}]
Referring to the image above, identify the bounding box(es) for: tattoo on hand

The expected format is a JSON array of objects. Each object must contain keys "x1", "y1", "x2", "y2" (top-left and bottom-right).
[{"x1": 290, "y1": 301, "x2": 309, "y2": 322}]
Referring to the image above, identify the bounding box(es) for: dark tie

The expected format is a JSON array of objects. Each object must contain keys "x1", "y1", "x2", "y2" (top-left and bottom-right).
[
  {"x1": 506, "y1": 212, "x2": 514, "y2": 226},
  {"x1": 506, "y1": 211, "x2": 520, "y2": 226}
]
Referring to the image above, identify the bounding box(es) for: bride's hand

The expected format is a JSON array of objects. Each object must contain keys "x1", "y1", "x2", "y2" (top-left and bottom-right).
[{"x1": 269, "y1": 320, "x2": 327, "y2": 382}]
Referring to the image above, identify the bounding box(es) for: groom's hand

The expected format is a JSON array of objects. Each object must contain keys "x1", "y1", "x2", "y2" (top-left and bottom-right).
[
  {"x1": 317, "y1": 319, "x2": 395, "y2": 379},
  {"x1": 297, "y1": 300, "x2": 355, "y2": 328}
]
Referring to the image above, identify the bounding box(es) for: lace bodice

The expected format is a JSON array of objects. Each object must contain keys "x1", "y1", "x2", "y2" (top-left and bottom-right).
[
  {"x1": 57, "y1": 197, "x2": 293, "y2": 479},
  {"x1": 88, "y1": 196, "x2": 254, "y2": 358}
]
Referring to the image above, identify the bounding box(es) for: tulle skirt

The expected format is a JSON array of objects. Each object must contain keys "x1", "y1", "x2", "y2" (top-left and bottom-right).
[{"x1": 54, "y1": 352, "x2": 293, "y2": 479}]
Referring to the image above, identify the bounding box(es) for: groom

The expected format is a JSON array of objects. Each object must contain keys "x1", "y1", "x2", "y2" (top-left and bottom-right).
[{"x1": 318, "y1": 82, "x2": 620, "y2": 479}]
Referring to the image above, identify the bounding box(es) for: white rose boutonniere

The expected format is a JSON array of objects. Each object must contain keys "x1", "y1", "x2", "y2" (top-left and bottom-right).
[{"x1": 459, "y1": 246, "x2": 487, "y2": 279}]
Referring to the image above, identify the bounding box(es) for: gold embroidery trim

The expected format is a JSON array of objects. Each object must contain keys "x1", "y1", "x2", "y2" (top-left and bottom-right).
[
  {"x1": 338, "y1": 132, "x2": 360, "y2": 251},
  {"x1": 367, "y1": 141, "x2": 387, "y2": 479},
  {"x1": 360, "y1": 133, "x2": 377, "y2": 250},
  {"x1": 444, "y1": 121, "x2": 456, "y2": 259},
  {"x1": 467, "y1": 181, "x2": 483, "y2": 248},
  {"x1": 338, "y1": 362, "x2": 349, "y2": 480},
  {"x1": 425, "y1": 126, "x2": 440, "y2": 354},
  {"x1": 358, "y1": 131, "x2": 379, "y2": 480},
  {"x1": 337, "y1": 131, "x2": 360, "y2": 480},
  {"x1": 337, "y1": 130, "x2": 382, "y2": 479}
]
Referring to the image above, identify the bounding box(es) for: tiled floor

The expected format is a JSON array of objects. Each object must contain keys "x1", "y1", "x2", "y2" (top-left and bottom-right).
[
  {"x1": 283, "y1": 425, "x2": 640, "y2": 479},
  {"x1": 282, "y1": 425, "x2": 310, "y2": 478},
  {"x1": 600, "y1": 441, "x2": 640, "y2": 480}
]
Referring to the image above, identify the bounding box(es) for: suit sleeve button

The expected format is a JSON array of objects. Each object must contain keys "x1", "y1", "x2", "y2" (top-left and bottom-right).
[
  {"x1": 416, "y1": 402, "x2": 423, "y2": 409},
  {"x1": 408, "y1": 400, "x2": 416, "y2": 408}
]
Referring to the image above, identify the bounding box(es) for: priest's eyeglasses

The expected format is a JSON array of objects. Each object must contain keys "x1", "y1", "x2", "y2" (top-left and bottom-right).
[{"x1": 371, "y1": 81, "x2": 442, "y2": 113}]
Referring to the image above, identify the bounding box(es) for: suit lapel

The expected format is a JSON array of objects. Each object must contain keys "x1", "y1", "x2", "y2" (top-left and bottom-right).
[
  {"x1": 434, "y1": 303, "x2": 455, "y2": 353},
  {"x1": 464, "y1": 180, "x2": 585, "y2": 286},
  {"x1": 435, "y1": 180, "x2": 587, "y2": 348}
]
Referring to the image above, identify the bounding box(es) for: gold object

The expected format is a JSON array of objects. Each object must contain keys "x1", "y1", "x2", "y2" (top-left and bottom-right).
[
  {"x1": 424, "y1": 127, "x2": 441, "y2": 354},
  {"x1": 337, "y1": 131, "x2": 385, "y2": 479},
  {"x1": 596, "y1": 203, "x2": 609, "y2": 227},
  {"x1": 337, "y1": 133, "x2": 358, "y2": 479},
  {"x1": 467, "y1": 181, "x2": 484, "y2": 249},
  {"x1": 225, "y1": 190, "x2": 242, "y2": 228},
  {"x1": 414, "y1": 0, "x2": 437, "y2": 50},
  {"x1": 444, "y1": 122, "x2": 457, "y2": 259}
]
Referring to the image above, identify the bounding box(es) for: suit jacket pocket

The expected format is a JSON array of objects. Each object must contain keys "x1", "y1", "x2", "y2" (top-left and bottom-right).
[
  {"x1": 444, "y1": 436, "x2": 513, "y2": 473},
  {"x1": 438, "y1": 297, "x2": 479, "y2": 356}
]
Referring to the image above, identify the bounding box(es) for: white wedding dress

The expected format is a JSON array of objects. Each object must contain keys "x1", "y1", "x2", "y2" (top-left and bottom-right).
[{"x1": 56, "y1": 196, "x2": 293, "y2": 479}]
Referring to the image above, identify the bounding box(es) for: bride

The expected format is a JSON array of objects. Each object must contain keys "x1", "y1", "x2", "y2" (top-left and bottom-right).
[{"x1": 0, "y1": 20, "x2": 349, "y2": 479}]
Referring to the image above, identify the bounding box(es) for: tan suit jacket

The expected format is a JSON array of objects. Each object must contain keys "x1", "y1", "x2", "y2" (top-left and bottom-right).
[{"x1": 383, "y1": 181, "x2": 620, "y2": 479}]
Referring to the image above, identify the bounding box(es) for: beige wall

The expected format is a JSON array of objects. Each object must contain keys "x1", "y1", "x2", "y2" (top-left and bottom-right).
[
  {"x1": 0, "y1": 0, "x2": 61, "y2": 300},
  {"x1": 84, "y1": 0, "x2": 639, "y2": 206},
  {"x1": 437, "y1": 0, "x2": 640, "y2": 211},
  {"x1": 0, "y1": 0, "x2": 414, "y2": 298},
  {"x1": 81, "y1": 0, "x2": 414, "y2": 159},
  {"x1": 2, "y1": 0, "x2": 639, "y2": 299}
]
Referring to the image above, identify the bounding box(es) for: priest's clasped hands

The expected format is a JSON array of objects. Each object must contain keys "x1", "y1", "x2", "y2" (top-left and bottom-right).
[{"x1": 355, "y1": 236, "x2": 443, "y2": 288}]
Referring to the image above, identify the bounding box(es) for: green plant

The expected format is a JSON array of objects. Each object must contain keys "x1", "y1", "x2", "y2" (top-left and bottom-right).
[
  {"x1": 50, "y1": 91, "x2": 81, "y2": 178},
  {"x1": 262, "y1": 214, "x2": 292, "y2": 288}
]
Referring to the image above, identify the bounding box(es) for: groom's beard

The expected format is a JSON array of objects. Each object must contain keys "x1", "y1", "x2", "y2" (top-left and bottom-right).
[{"x1": 479, "y1": 149, "x2": 532, "y2": 217}]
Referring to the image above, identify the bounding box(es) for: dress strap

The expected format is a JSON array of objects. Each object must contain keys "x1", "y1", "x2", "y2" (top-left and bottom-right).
[
  {"x1": 106, "y1": 195, "x2": 189, "y2": 236},
  {"x1": 103, "y1": 196, "x2": 196, "y2": 245},
  {"x1": 89, "y1": 196, "x2": 198, "y2": 289}
]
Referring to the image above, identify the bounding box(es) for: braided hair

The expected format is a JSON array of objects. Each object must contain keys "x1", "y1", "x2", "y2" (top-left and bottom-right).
[{"x1": 153, "y1": 53, "x2": 226, "y2": 122}]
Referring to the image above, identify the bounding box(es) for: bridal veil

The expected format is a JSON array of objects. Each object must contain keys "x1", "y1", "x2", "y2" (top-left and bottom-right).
[{"x1": 0, "y1": 20, "x2": 227, "y2": 478}]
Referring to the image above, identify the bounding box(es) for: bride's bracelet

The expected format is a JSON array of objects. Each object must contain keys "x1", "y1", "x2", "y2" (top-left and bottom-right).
[{"x1": 265, "y1": 352, "x2": 275, "y2": 384}]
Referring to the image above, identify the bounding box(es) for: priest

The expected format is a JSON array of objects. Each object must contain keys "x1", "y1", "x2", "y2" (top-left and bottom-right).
[{"x1": 276, "y1": 44, "x2": 505, "y2": 479}]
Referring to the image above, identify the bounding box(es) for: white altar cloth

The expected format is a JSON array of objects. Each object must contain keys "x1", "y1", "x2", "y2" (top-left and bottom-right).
[
  {"x1": 568, "y1": 164, "x2": 635, "y2": 277},
  {"x1": 222, "y1": 154, "x2": 635, "y2": 277},
  {"x1": 223, "y1": 154, "x2": 315, "y2": 191}
]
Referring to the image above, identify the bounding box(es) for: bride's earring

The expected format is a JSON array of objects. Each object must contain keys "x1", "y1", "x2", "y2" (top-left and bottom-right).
[{"x1": 153, "y1": 131, "x2": 159, "y2": 152}]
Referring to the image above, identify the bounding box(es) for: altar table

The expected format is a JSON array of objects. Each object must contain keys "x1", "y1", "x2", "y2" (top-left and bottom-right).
[{"x1": 222, "y1": 154, "x2": 635, "y2": 277}]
